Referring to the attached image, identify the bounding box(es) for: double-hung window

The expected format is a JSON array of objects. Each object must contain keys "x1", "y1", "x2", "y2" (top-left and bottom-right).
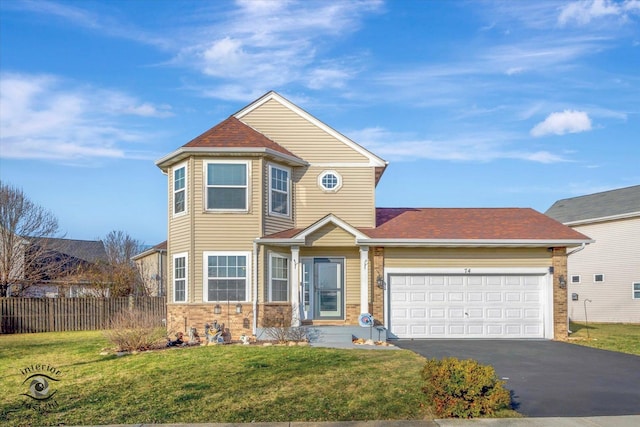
[
  {"x1": 633, "y1": 282, "x2": 640, "y2": 300},
  {"x1": 173, "y1": 253, "x2": 187, "y2": 302},
  {"x1": 173, "y1": 164, "x2": 186, "y2": 215},
  {"x1": 206, "y1": 161, "x2": 248, "y2": 211},
  {"x1": 269, "y1": 165, "x2": 290, "y2": 217},
  {"x1": 204, "y1": 252, "x2": 249, "y2": 302},
  {"x1": 269, "y1": 254, "x2": 289, "y2": 302}
]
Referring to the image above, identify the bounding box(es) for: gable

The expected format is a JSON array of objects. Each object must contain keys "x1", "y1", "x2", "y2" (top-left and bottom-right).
[
  {"x1": 235, "y1": 92, "x2": 387, "y2": 167},
  {"x1": 305, "y1": 223, "x2": 357, "y2": 247}
]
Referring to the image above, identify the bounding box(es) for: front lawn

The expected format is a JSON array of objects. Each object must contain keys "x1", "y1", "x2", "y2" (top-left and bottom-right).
[
  {"x1": 0, "y1": 331, "x2": 433, "y2": 426},
  {"x1": 569, "y1": 321, "x2": 640, "y2": 356}
]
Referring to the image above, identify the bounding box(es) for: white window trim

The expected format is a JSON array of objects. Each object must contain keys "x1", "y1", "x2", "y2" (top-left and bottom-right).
[
  {"x1": 204, "y1": 160, "x2": 250, "y2": 212},
  {"x1": 571, "y1": 275, "x2": 581, "y2": 284},
  {"x1": 268, "y1": 164, "x2": 291, "y2": 218},
  {"x1": 269, "y1": 253, "x2": 290, "y2": 302},
  {"x1": 173, "y1": 252, "x2": 188, "y2": 303},
  {"x1": 318, "y1": 170, "x2": 342, "y2": 193},
  {"x1": 173, "y1": 162, "x2": 187, "y2": 217},
  {"x1": 633, "y1": 282, "x2": 640, "y2": 300},
  {"x1": 594, "y1": 274, "x2": 605, "y2": 283},
  {"x1": 203, "y1": 251, "x2": 251, "y2": 302}
]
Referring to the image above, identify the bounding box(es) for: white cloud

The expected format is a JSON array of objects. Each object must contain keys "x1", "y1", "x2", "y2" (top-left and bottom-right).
[
  {"x1": 558, "y1": 0, "x2": 638, "y2": 26},
  {"x1": 530, "y1": 110, "x2": 592, "y2": 137},
  {"x1": 176, "y1": 0, "x2": 383, "y2": 98},
  {"x1": 0, "y1": 73, "x2": 170, "y2": 161},
  {"x1": 347, "y1": 127, "x2": 568, "y2": 164}
]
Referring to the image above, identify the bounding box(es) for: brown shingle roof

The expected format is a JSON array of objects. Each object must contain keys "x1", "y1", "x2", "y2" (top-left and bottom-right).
[
  {"x1": 260, "y1": 208, "x2": 591, "y2": 242},
  {"x1": 183, "y1": 116, "x2": 300, "y2": 160},
  {"x1": 367, "y1": 208, "x2": 590, "y2": 240}
]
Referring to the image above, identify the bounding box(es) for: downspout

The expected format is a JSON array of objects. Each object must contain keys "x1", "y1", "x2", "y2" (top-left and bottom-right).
[
  {"x1": 253, "y1": 241, "x2": 259, "y2": 335},
  {"x1": 567, "y1": 242, "x2": 586, "y2": 256}
]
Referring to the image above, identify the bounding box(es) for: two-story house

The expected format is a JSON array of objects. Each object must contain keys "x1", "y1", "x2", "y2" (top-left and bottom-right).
[{"x1": 156, "y1": 92, "x2": 591, "y2": 340}]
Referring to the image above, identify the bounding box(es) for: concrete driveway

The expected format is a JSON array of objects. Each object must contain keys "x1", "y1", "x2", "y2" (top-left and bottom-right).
[{"x1": 394, "y1": 340, "x2": 640, "y2": 417}]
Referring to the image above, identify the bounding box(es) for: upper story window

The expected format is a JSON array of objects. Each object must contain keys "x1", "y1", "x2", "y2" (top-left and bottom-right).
[
  {"x1": 173, "y1": 164, "x2": 186, "y2": 216},
  {"x1": 633, "y1": 282, "x2": 640, "y2": 300},
  {"x1": 206, "y1": 161, "x2": 248, "y2": 211},
  {"x1": 571, "y1": 275, "x2": 580, "y2": 284},
  {"x1": 318, "y1": 170, "x2": 342, "y2": 193},
  {"x1": 269, "y1": 165, "x2": 290, "y2": 217},
  {"x1": 594, "y1": 274, "x2": 604, "y2": 283}
]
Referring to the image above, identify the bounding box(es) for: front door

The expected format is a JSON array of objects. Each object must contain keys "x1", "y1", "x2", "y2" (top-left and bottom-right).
[{"x1": 301, "y1": 257, "x2": 344, "y2": 320}]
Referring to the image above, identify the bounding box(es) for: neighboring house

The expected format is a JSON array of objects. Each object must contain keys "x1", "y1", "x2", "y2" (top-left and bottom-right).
[
  {"x1": 156, "y1": 91, "x2": 591, "y2": 340},
  {"x1": 546, "y1": 185, "x2": 640, "y2": 324},
  {"x1": 132, "y1": 241, "x2": 167, "y2": 297},
  {"x1": 20, "y1": 238, "x2": 108, "y2": 298}
]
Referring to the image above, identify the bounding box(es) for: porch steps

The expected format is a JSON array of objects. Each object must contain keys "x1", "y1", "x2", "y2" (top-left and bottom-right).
[{"x1": 305, "y1": 325, "x2": 388, "y2": 348}]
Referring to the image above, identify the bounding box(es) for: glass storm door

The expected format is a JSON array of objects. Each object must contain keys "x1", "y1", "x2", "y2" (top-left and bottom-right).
[{"x1": 301, "y1": 258, "x2": 344, "y2": 320}]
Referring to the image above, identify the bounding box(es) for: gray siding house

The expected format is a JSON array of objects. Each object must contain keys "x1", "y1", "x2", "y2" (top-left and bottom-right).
[{"x1": 546, "y1": 185, "x2": 640, "y2": 323}]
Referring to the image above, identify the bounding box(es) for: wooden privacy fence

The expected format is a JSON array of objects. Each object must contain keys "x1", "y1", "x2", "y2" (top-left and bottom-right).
[{"x1": 0, "y1": 297, "x2": 166, "y2": 334}]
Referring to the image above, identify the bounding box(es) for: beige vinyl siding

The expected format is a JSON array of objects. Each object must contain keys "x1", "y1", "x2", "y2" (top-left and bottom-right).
[
  {"x1": 239, "y1": 99, "x2": 369, "y2": 163},
  {"x1": 300, "y1": 247, "x2": 361, "y2": 305},
  {"x1": 384, "y1": 247, "x2": 552, "y2": 269},
  {"x1": 168, "y1": 160, "x2": 194, "y2": 303},
  {"x1": 306, "y1": 223, "x2": 357, "y2": 247},
  {"x1": 168, "y1": 157, "x2": 262, "y2": 303},
  {"x1": 263, "y1": 162, "x2": 295, "y2": 236},
  {"x1": 567, "y1": 217, "x2": 640, "y2": 323},
  {"x1": 295, "y1": 166, "x2": 375, "y2": 228}
]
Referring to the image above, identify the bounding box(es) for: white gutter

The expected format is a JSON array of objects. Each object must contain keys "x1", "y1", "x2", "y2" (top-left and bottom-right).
[
  {"x1": 562, "y1": 211, "x2": 640, "y2": 227},
  {"x1": 356, "y1": 238, "x2": 594, "y2": 248},
  {"x1": 156, "y1": 147, "x2": 308, "y2": 170}
]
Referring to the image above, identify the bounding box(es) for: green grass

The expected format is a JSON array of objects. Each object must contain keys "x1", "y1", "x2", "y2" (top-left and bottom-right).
[
  {"x1": 569, "y1": 322, "x2": 640, "y2": 356},
  {"x1": 0, "y1": 331, "x2": 435, "y2": 426}
]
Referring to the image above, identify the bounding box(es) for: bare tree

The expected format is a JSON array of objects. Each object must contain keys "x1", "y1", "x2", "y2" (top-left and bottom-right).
[
  {"x1": 0, "y1": 181, "x2": 63, "y2": 297},
  {"x1": 86, "y1": 230, "x2": 146, "y2": 297}
]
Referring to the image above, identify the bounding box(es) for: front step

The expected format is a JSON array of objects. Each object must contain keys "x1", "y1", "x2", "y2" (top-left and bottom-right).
[{"x1": 305, "y1": 325, "x2": 388, "y2": 347}]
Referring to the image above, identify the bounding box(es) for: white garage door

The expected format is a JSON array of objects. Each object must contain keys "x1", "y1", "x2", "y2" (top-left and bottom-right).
[{"x1": 389, "y1": 274, "x2": 545, "y2": 338}]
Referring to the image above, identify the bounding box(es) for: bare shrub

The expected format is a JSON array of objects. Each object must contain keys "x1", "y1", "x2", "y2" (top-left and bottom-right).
[
  {"x1": 104, "y1": 309, "x2": 167, "y2": 352},
  {"x1": 263, "y1": 326, "x2": 308, "y2": 344}
]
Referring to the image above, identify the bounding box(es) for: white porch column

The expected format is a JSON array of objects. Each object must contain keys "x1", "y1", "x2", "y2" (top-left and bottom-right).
[
  {"x1": 290, "y1": 245, "x2": 300, "y2": 326},
  {"x1": 360, "y1": 246, "x2": 369, "y2": 314}
]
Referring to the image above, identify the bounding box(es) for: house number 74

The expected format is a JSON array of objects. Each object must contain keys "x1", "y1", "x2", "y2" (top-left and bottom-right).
[{"x1": 464, "y1": 268, "x2": 472, "y2": 274}]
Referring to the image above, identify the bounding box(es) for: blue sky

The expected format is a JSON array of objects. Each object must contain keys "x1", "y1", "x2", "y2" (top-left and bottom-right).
[{"x1": 1, "y1": 0, "x2": 639, "y2": 246}]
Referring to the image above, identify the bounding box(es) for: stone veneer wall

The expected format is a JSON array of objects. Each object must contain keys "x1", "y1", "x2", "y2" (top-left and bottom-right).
[
  {"x1": 552, "y1": 247, "x2": 569, "y2": 340},
  {"x1": 167, "y1": 303, "x2": 252, "y2": 338},
  {"x1": 371, "y1": 247, "x2": 385, "y2": 324}
]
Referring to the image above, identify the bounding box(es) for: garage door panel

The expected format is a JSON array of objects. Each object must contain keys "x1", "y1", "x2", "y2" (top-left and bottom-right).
[
  {"x1": 430, "y1": 292, "x2": 445, "y2": 302},
  {"x1": 389, "y1": 273, "x2": 545, "y2": 339},
  {"x1": 448, "y1": 292, "x2": 464, "y2": 301}
]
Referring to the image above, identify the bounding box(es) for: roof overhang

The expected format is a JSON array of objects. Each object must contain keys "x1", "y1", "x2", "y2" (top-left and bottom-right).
[
  {"x1": 563, "y1": 211, "x2": 640, "y2": 227},
  {"x1": 156, "y1": 146, "x2": 308, "y2": 171},
  {"x1": 255, "y1": 214, "x2": 370, "y2": 246},
  {"x1": 355, "y1": 238, "x2": 594, "y2": 248}
]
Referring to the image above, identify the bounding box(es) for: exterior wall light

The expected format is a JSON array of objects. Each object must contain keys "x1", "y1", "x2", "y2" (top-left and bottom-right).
[
  {"x1": 558, "y1": 275, "x2": 567, "y2": 289},
  {"x1": 235, "y1": 303, "x2": 243, "y2": 314},
  {"x1": 214, "y1": 304, "x2": 222, "y2": 314}
]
